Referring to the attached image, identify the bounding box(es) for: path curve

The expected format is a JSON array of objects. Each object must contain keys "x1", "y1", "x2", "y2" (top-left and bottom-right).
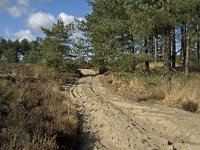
[{"x1": 64, "y1": 69, "x2": 200, "y2": 150}]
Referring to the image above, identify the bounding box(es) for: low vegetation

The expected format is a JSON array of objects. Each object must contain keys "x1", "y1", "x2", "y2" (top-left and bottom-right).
[
  {"x1": 103, "y1": 63, "x2": 200, "y2": 112},
  {"x1": 0, "y1": 62, "x2": 78, "y2": 149},
  {"x1": 164, "y1": 74, "x2": 200, "y2": 108}
]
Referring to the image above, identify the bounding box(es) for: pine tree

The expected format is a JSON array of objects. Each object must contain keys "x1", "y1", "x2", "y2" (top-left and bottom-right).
[
  {"x1": 41, "y1": 19, "x2": 74, "y2": 69},
  {"x1": 24, "y1": 37, "x2": 44, "y2": 64},
  {"x1": 86, "y1": 0, "x2": 200, "y2": 74},
  {"x1": 86, "y1": 0, "x2": 131, "y2": 70}
]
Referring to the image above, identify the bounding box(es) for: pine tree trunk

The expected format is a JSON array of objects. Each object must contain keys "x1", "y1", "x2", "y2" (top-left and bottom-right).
[
  {"x1": 15, "y1": 54, "x2": 19, "y2": 63},
  {"x1": 143, "y1": 38, "x2": 149, "y2": 72},
  {"x1": 130, "y1": 36, "x2": 135, "y2": 72},
  {"x1": 172, "y1": 27, "x2": 176, "y2": 68},
  {"x1": 185, "y1": 36, "x2": 190, "y2": 75},
  {"x1": 182, "y1": 24, "x2": 187, "y2": 68},
  {"x1": 149, "y1": 36, "x2": 154, "y2": 57},
  {"x1": 0, "y1": 50, "x2": 2, "y2": 60},
  {"x1": 180, "y1": 27, "x2": 183, "y2": 61},
  {"x1": 197, "y1": 25, "x2": 200, "y2": 62},
  {"x1": 131, "y1": 39, "x2": 135, "y2": 53},
  {"x1": 163, "y1": 27, "x2": 171, "y2": 72},
  {"x1": 185, "y1": 23, "x2": 190, "y2": 75},
  {"x1": 154, "y1": 35, "x2": 158, "y2": 63}
]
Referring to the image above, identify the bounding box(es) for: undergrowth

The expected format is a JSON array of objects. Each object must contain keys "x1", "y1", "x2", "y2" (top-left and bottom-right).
[
  {"x1": 164, "y1": 73, "x2": 200, "y2": 111},
  {"x1": 0, "y1": 62, "x2": 78, "y2": 149},
  {"x1": 107, "y1": 72, "x2": 165, "y2": 102},
  {"x1": 106, "y1": 71, "x2": 200, "y2": 112}
]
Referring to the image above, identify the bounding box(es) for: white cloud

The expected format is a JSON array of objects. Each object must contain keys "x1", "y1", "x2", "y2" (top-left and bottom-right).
[
  {"x1": 7, "y1": 6, "x2": 23, "y2": 18},
  {"x1": 26, "y1": 11, "x2": 85, "y2": 41},
  {"x1": 4, "y1": 0, "x2": 29, "y2": 18},
  {"x1": 58, "y1": 12, "x2": 85, "y2": 25},
  {"x1": 77, "y1": 17, "x2": 85, "y2": 21},
  {"x1": 27, "y1": 11, "x2": 55, "y2": 31},
  {"x1": 58, "y1": 12, "x2": 75, "y2": 25},
  {"x1": 5, "y1": 28, "x2": 35, "y2": 41},
  {"x1": 17, "y1": 0, "x2": 29, "y2": 6},
  {"x1": 0, "y1": 0, "x2": 60, "y2": 19},
  {"x1": 58, "y1": 12, "x2": 86, "y2": 41}
]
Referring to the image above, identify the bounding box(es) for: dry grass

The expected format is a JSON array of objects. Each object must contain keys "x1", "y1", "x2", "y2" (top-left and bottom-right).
[
  {"x1": 105, "y1": 71, "x2": 200, "y2": 112},
  {"x1": 0, "y1": 62, "x2": 78, "y2": 149},
  {"x1": 164, "y1": 77, "x2": 200, "y2": 111},
  {"x1": 105, "y1": 73, "x2": 165, "y2": 102},
  {"x1": 0, "y1": 62, "x2": 80, "y2": 84},
  {"x1": 149, "y1": 61, "x2": 182, "y2": 70},
  {"x1": 149, "y1": 61, "x2": 164, "y2": 70}
]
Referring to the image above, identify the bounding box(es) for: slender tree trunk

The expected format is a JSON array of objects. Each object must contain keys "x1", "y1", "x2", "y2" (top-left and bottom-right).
[
  {"x1": 0, "y1": 52, "x2": 2, "y2": 61},
  {"x1": 132, "y1": 44, "x2": 135, "y2": 53},
  {"x1": 172, "y1": 27, "x2": 176, "y2": 68},
  {"x1": 154, "y1": 35, "x2": 158, "y2": 63},
  {"x1": 180, "y1": 27, "x2": 185, "y2": 61},
  {"x1": 160, "y1": 36, "x2": 163, "y2": 59},
  {"x1": 15, "y1": 54, "x2": 19, "y2": 63},
  {"x1": 130, "y1": 36, "x2": 135, "y2": 72},
  {"x1": 0, "y1": 47, "x2": 2, "y2": 61},
  {"x1": 149, "y1": 36, "x2": 154, "y2": 57},
  {"x1": 143, "y1": 38, "x2": 149, "y2": 72},
  {"x1": 163, "y1": 27, "x2": 171, "y2": 72},
  {"x1": 185, "y1": 22, "x2": 190, "y2": 75},
  {"x1": 180, "y1": 28, "x2": 183, "y2": 61},
  {"x1": 131, "y1": 38, "x2": 135, "y2": 53},
  {"x1": 182, "y1": 24, "x2": 187, "y2": 68},
  {"x1": 197, "y1": 24, "x2": 200, "y2": 62},
  {"x1": 185, "y1": 34, "x2": 190, "y2": 75}
]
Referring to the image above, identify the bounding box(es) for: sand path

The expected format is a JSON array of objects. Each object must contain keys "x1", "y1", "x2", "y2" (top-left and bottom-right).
[{"x1": 64, "y1": 69, "x2": 200, "y2": 150}]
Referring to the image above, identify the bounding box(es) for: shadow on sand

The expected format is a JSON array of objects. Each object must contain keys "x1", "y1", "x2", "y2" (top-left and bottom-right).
[
  {"x1": 56, "y1": 111, "x2": 97, "y2": 150},
  {"x1": 81, "y1": 73, "x2": 99, "y2": 78},
  {"x1": 75, "y1": 111, "x2": 98, "y2": 150}
]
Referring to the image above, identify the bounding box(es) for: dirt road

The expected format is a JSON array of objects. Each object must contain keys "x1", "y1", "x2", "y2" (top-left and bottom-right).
[{"x1": 64, "y1": 69, "x2": 200, "y2": 150}]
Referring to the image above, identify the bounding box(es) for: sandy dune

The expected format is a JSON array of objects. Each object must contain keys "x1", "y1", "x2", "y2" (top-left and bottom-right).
[{"x1": 64, "y1": 69, "x2": 200, "y2": 150}]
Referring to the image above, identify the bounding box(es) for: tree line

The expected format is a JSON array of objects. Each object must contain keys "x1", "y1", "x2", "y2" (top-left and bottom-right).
[
  {"x1": 0, "y1": 20, "x2": 81, "y2": 71},
  {"x1": 1, "y1": 0, "x2": 200, "y2": 75},
  {"x1": 84, "y1": 0, "x2": 200, "y2": 74}
]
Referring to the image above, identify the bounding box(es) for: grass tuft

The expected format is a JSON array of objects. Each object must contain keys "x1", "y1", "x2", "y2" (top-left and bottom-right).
[{"x1": 182, "y1": 100, "x2": 199, "y2": 112}]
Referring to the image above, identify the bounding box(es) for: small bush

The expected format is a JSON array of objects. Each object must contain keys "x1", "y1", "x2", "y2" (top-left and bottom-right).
[
  {"x1": 182, "y1": 100, "x2": 199, "y2": 112},
  {"x1": 110, "y1": 53, "x2": 137, "y2": 73},
  {"x1": 99, "y1": 67, "x2": 109, "y2": 74}
]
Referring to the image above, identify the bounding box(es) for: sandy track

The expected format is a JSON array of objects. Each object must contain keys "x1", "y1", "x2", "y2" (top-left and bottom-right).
[{"x1": 64, "y1": 69, "x2": 200, "y2": 150}]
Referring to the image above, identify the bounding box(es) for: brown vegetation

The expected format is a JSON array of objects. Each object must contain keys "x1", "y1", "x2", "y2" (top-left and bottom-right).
[
  {"x1": 104, "y1": 69, "x2": 200, "y2": 112},
  {"x1": 0, "y1": 62, "x2": 78, "y2": 149},
  {"x1": 104, "y1": 72, "x2": 165, "y2": 102},
  {"x1": 164, "y1": 76, "x2": 200, "y2": 111},
  {"x1": 182, "y1": 100, "x2": 199, "y2": 112}
]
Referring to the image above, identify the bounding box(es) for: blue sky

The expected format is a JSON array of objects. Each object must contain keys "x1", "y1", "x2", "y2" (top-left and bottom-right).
[{"x1": 0, "y1": 0, "x2": 91, "y2": 41}]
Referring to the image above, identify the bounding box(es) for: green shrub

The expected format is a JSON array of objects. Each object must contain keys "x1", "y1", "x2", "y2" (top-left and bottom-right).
[{"x1": 110, "y1": 53, "x2": 138, "y2": 73}]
